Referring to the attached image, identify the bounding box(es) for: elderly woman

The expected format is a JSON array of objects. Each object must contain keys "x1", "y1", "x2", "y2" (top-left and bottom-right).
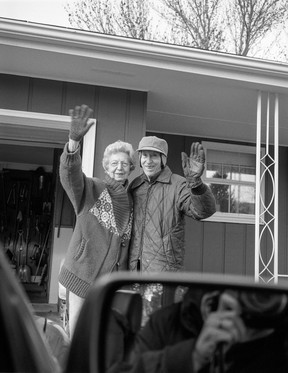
[{"x1": 58, "y1": 104, "x2": 135, "y2": 337}]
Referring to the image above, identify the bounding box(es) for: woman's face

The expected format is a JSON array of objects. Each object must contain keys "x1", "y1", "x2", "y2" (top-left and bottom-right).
[{"x1": 106, "y1": 152, "x2": 132, "y2": 182}]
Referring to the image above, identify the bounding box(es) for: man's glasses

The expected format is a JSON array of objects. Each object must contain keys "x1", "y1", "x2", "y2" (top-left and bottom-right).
[{"x1": 109, "y1": 161, "x2": 130, "y2": 168}]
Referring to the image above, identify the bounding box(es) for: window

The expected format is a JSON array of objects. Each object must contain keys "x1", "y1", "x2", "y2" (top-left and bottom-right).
[{"x1": 202, "y1": 142, "x2": 263, "y2": 224}]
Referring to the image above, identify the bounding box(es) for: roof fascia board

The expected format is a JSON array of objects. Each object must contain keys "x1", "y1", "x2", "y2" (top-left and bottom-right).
[{"x1": 1, "y1": 18, "x2": 288, "y2": 89}]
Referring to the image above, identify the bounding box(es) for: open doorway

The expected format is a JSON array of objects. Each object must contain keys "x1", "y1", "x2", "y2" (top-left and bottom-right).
[{"x1": 0, "y1": 143, "x2": 58, "y2": 303}]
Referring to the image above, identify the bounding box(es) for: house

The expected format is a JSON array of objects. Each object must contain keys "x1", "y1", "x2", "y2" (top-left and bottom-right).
[{"x1": 1, "y1": 18, "x2": 288, "y2": 310}]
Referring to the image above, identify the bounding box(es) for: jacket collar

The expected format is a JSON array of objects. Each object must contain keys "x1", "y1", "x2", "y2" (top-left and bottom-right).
[
  {"x1": 130, "y1": 166, "x2": 172, "y2": 189},
  {"x1": 104, "y1": 173, "x2": 128, "y2": 190}
]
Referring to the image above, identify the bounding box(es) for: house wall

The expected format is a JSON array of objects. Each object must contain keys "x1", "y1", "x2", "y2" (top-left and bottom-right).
[
  {"x1": 147, "y1": 132, "x2": 288, "y2": 279},
  {"x1": 0, "y1": 74, "x2": 146, "y2": 304},
  {"x1": 1, "y1": 73, "x2": 287, "y2": 303}
]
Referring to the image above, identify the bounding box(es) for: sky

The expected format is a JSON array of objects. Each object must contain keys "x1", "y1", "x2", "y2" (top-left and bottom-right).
[{"x1": 0, "y1": 0, "x2": 70, "y2": 27}]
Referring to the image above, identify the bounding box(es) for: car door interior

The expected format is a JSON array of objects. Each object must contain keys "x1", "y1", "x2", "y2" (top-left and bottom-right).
[{"x1": 65, "y1": 271, "x2": 288, "y2": 373}]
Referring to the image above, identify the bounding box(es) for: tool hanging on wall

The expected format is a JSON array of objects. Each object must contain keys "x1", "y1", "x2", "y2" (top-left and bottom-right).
[
  {"x1": 31, "y1": 216, "x2": 43, "y2": 265},
  {"x1": 42, "y1": 176, "x2": 52, "y2": 214},
  {"x1": 33, "y1": 222, "x2": 51, "y2": 282},
  {"x1": 6, "y1": 183, "x2": 16, "y2": 207},
  {"x1": 33, "y1": 167, "x2": 46, "y2": 214},
  {"x1": 16, "y1": 230, "x2": 26, "y2": 282},
  {"x1": 19, "y1": 183, "x2": 27, "y2": 203},
  {"x1": 18, "y1": 216, "x2": 32, "y2": 283},
  {"x1": 39, "y1": 174, "x2": 44, "y2": 191}
]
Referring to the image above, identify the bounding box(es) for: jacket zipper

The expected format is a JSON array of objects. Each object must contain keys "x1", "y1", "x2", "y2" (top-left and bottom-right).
[{"x1": 137, "y1": 183, "x2": 152, "y2": 271}]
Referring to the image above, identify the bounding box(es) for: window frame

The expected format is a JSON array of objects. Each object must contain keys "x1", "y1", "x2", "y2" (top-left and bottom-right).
[{"x1": 202, "y1": 141, "x2": 264, "y2": 225}]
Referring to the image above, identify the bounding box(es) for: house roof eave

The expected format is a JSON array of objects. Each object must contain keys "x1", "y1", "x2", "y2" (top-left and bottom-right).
[{"x1": 0, "y1": 18, "x2": 288, "y2": 91}]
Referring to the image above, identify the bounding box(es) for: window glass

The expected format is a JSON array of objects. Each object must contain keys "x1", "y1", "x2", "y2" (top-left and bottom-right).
[
  {"x1": 240, "y1": 166, "x2": 256, "y2": 183},
  {"x1": 231, "y1": 185, "x2": 255, "y2": 215}
]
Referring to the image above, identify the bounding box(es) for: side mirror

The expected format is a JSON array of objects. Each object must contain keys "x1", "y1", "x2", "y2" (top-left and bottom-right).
[{"x1": 65, "y1": 272, "x2": 288, "y2": 373}]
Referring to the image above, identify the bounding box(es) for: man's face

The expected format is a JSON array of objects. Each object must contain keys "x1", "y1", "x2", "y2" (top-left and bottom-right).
[{"x1": 140, "y1": 150, "x2": 162, "y2": 178}]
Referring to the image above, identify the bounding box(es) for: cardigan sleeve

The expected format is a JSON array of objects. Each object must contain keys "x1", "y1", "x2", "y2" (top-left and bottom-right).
[{"x1": 59, "y1": 143, "x2": 87, "y2": 215}]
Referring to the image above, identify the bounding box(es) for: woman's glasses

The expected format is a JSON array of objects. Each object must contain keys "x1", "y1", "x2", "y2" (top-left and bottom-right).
[{"x1": 109, "y1": 161, "x2": 130, "y2": 168}]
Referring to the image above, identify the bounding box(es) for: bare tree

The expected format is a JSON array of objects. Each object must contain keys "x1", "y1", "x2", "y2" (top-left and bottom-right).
[
  {"x1": 65, "y1": 0, "x2": 116, "y2": 34},
  {"x1": 65, "y1": 0, "x2": 155, "y2": 40},
  {"x1": 65, "y1": 0, "x2": 288, "y2": 61},
  {"x1": 226, "y1": 0, "x2": 287, "y2": 56},
  {"x1": 116, "y1": 0, "x2": 151, "y2": 39},
  {"x1": 157, "y1": 0, "x2": 225, "y2": 50}
]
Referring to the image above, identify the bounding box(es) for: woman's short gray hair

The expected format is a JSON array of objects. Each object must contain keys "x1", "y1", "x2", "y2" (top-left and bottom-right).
[{"x1": 102, "y1": 140, "x2": 136, "y2": 171}]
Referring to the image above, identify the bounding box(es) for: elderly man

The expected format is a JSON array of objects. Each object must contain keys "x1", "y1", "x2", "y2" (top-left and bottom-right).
[{"x1": 128, "y1": 135, "x2": 216, "y2": 276}]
